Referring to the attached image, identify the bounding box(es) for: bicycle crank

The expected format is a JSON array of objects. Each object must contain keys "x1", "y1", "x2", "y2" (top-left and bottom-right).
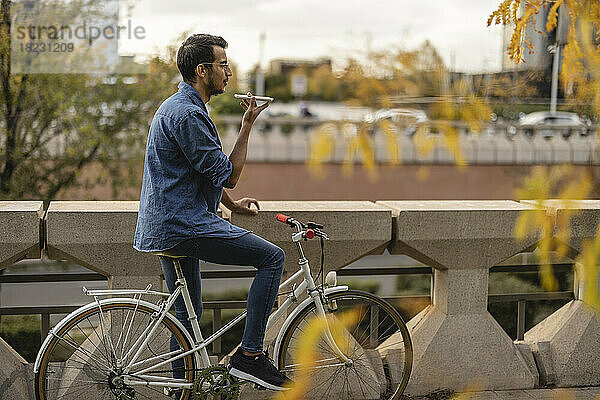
[{"x1": 192, "y1": 365, "x2": 241, "y2": 400}]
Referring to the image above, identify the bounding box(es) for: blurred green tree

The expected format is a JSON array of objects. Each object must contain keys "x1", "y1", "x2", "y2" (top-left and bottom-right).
[{"x1": 0, "y1": 0, "x2": 178, "y2": 200}]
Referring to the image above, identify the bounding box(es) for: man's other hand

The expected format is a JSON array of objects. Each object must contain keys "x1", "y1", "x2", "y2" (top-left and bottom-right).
[
  {"x1": 233, "y1": 197, "x2": 260, "y2": 215},
  {"x1": 240, "y1": 92, "x2": 271, "y2": 127}
]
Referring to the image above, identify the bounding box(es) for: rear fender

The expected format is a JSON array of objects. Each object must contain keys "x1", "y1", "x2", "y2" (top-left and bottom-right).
[{"x1": 33, "y1": 298, "x2": 198, "y2": 373}]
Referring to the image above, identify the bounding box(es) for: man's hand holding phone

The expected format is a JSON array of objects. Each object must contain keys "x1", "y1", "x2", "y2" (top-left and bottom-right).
[{"x1": 239, "y1": 92, "x2": 272, "y2": 127}]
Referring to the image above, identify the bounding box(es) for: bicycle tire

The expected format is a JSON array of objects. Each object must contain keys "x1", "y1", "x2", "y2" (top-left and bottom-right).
[
  {"x1": 35, "y1": 300, "x2": 196, "y2": 400},
  {"x1": 277, "y1": 289, "x2": 412, "y2": 400}
]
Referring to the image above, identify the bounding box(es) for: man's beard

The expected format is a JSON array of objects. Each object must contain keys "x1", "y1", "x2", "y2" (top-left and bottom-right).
[{"x1": 208, "y1": 77, "x2": 224, "y2": 96}]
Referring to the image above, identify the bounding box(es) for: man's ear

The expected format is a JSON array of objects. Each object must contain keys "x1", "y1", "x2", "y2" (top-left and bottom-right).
[{"x1": 195, "y1": 64, "x2": 206, "y2": 78}]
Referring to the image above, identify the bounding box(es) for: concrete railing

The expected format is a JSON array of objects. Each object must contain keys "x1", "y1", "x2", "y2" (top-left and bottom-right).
[
  {"x1": 216, "y1": 115, "x2": 600, "y2": 165},
  {"x1": 1, "y1": 200, "x2": 599, "y2": 397}
]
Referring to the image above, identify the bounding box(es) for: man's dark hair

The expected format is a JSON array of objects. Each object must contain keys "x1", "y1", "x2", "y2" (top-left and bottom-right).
[{"x1": 177, "y1": 34, "x2": 228, "y2": 83}]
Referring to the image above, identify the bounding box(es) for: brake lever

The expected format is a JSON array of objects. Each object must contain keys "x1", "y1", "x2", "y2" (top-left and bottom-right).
[
  {"x1": 307, "y1": 221, "x2": 324, "y2": 229},
  {"x1": 315, "y1": 230, "x2": 329, "y2": 240}
]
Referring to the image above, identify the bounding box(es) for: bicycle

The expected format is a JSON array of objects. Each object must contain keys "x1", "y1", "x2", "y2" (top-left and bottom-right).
[{"x1": 34, "y1": 214, "x2": 412, "y2": 400}]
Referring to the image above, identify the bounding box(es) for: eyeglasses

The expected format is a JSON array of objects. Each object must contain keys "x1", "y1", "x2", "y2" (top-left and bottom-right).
[{"x1": 198, "y1": 62, "x2": 232, "y2": 73}]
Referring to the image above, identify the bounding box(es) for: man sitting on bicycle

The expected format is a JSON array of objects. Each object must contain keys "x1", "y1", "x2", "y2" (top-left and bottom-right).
[{"x1": 133, "y1": 33, "x2": 291, "y2": 392}]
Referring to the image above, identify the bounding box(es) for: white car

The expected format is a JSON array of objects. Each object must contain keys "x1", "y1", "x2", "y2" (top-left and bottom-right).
[
  {"x1": 364, "y1": 108, "x2": 429, "y2": 136},
  {"x1": 518, "y1": 111, "x2": 588, "y2": 139}
]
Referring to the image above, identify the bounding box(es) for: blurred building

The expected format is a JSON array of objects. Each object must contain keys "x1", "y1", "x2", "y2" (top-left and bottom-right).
[
  {"x1": 268, "y1": 58, "x2": 332, "y2": 75},
  {"x1": 501, "y1": 2, "x2": 569, "y2": 72}
]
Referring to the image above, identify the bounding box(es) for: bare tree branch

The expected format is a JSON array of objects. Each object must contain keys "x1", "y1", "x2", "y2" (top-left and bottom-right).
[{"x1": 45, "y1": 142, "x2": 101, "y2": 199}]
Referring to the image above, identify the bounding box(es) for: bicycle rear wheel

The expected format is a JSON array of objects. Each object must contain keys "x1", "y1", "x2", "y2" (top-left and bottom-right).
[
  {"x1": 278, "y1": 290, "x2": 412, "y2": 400},
  {"x1": 35, "y1": 300, "x2": 196, "y2": 400}
]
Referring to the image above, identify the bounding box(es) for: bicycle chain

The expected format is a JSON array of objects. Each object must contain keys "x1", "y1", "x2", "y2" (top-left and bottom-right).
[{"x1": 127, "y1": 366, "x2": 241, "y2": 399}]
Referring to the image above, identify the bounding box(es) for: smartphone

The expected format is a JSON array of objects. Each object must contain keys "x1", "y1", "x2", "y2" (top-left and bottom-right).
[{"x1": 234, "y1": 94, "x2": 274, "y2": 102}]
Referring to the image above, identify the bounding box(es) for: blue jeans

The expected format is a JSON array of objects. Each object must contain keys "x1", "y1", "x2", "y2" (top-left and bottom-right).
[{"x1": 160, "y1": 233, "x2": 285, "y2": 360}]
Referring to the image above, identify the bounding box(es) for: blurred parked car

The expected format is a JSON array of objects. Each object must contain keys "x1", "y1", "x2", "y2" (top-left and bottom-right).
[
  {"x1": 518, "y1": 111, "x2": 588, "y2": 139},
  {"x1": 364, "y1": 108, "x2": 429, "y2": 136}
]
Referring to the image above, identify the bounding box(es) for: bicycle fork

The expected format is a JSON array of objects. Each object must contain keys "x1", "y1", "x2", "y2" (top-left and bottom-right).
[{"x1": 294, "y1": 239, "x2": 352, "y2": 367}]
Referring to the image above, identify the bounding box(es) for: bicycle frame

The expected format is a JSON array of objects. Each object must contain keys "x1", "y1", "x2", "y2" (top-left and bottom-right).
[{"x1": 65, "y1": 220, "x2": 351, "y2": 391}]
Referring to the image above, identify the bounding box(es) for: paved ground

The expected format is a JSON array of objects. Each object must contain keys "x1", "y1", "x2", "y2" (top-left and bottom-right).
[
  {"x1": 455, "y1": 387, "x2": 600, "y2": 400},
  {"x1": 404, "y1": 387, "x2": 600, "y2": 400}
]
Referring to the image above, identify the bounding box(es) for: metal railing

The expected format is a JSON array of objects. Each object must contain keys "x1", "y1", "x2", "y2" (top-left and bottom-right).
[
  {"x1": 216, "y1": 114, "x2": 599, "y2": 165},
  {"x1": 0, "y1": 262, "x2": 575, "y2": 357}
]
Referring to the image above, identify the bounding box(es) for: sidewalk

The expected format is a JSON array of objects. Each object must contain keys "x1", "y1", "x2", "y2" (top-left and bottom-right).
[
  {"x1": 455, "y1": 387, "x2": 600, "y2": 399},
  {"x1": 405, "y1": 387, "x2": 600, "y2": 400}
]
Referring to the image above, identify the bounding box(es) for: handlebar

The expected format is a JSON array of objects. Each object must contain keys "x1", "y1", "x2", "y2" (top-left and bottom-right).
[
  {"x1": 275, "y1": 213, "x2": 328, "y2": 240},
  {"x1": 276, "y1": 213, "x2": 293, "y2": 225}
]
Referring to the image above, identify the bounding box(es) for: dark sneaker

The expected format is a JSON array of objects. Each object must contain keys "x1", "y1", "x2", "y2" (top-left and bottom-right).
[{"x1": 228, "y1": 348, "x2": 293, "y2": 391}]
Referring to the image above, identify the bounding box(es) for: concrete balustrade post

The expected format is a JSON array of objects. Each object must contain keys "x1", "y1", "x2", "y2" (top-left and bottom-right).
[
  {"x1": 45, "y1": 201, "x2": 161, "y2": 291},
  {"x1": 0, "y1": 201, "x2": 43, "y2": 399},
  {"x1": 521, "y1": 200, "x2": 600, "y2": 387},
  {"x1": 0, "y1": 201, "x2": 43, "y2": 269},
  {"x1": 377, "y1": 200, "x2": 540, "y2": 395},
  {"x1": 228, "y1": 201, "x2": 392, "y2": 399},
  {"x1": 0, "y1": 337, "x2": 33, "y2": 400}
]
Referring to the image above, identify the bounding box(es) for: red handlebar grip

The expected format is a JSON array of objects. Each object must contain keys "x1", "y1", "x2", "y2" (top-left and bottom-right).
[{"x1": 276, "y1": 213, "x2": 290, "y2": 224}]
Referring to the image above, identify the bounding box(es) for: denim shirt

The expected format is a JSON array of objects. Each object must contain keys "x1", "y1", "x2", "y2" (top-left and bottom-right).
[{"x1": 134, "y1": 81, "x2": 249, "y2": 252}]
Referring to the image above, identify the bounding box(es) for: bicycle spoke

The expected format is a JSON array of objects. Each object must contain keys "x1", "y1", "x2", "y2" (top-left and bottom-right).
[
  {"x1": 121, "y1": 309, "x2": 152, "y2": 363},
  {"x1": 73, "y1": 322, "x2": 106, "y2": 362},
  {"x1": 95, "y1": 300, "x2": 118, "y2": 364},
  {"x1": 117, "y1": 305, "x2": 137, "y2": 359},
  {"x1": 45, "y1": 379, "x2": 103, "y2": 397},
  {"x1": 53, "y1": 340, "x2": 108, "y2": 373},
  {"x1": 45, "y1": 377, "x2": 105, "y2": 384},
  {"x1": 350, "y1": 363, "x2": 380, "y2": 397},
  {"x1": 374, "y1": 341, "x2": 408, "y2": 353},
  {"x1": 100, "y1": 386, "x2": 111, "y2": 400},
  {"x1": 355, "y1": 313, "x2": 393, "y2": 348},
  {"x1": 128, "y1": 348, "x2": 184, "y2": 372},
  {"x1": 304, "y1": 359, "x2": 346, "y2": 398},
  {"x1": 135, "y1": 385, "x2": 172, "y2": 399},
  {"x1": 37, "y1": 302, "x2": 195, "y2": 400},
  {"x1": 53, "y1": 332, "x2": 112, "y2": 372},
  {"x1": 278, "y1": 290, "x2": 412, "y2": 399},
  {"x1": 145, "y1": 323, "x2": 173, "y2": 355},
  {"x1": 121, "y1": 316, "x2": 156, "y2": 365},
  {"x1": 83, "y1": 316, "x2": 112, "y2": 366}
]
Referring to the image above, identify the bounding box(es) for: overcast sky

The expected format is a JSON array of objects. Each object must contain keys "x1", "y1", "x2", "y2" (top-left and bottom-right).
[{"x1": 120, "y1": 0, "x2": 507, "y2": 74}]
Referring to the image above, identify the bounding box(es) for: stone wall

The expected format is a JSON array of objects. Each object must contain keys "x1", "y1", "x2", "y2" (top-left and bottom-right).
[{"x1": 1, "y1": 200, "x2": 599, "y2": 397}]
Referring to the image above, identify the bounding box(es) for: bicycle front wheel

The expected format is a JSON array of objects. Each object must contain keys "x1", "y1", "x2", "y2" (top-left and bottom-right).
[
  {"x1": 35, "y1": 300, "x2": 196, "y2": 400},
  {"x1": 278, "y1": 290, "x2": 412, "y2": 400}
]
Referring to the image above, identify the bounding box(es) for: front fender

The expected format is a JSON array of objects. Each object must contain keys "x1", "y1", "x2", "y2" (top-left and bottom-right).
[{"x1": 272, "y1": 286, "x2": 348, "y2": 364}]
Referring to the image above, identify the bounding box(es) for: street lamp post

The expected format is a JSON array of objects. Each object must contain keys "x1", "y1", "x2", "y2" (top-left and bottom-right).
[
  {"x1": 549, "y1": 3, "x2": 569, "y2": 114},
  {"x1": 549, "y1": 43, "x2": 560, "y2": 114}
]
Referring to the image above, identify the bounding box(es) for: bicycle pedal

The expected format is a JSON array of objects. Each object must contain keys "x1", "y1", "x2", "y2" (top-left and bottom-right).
[{"x1": 163, "y1": 387, "x2": 181, "y2": 397}]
